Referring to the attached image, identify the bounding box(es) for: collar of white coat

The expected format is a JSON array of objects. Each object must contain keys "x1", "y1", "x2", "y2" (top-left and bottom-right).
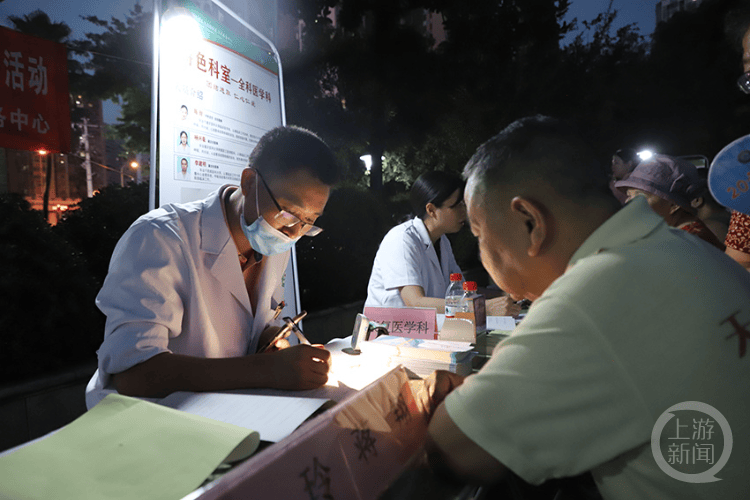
[
  {"x1": 412, "y1": 216, "x2": 434, "y2": 248},
  {"x1": 200, "y1": 185, "x2": 235, "y2": 255}
]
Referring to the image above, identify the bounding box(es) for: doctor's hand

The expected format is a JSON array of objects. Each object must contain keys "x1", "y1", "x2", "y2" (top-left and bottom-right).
[
  {"x1": 486, "y1": 296, "x2": 522, "y2": 317},
  {"x1": 264, "y1": 344, "x2": 331, "y2": 390},
  {"x1": 424, "y1": 370, "x2": 465, "y2": 416}
]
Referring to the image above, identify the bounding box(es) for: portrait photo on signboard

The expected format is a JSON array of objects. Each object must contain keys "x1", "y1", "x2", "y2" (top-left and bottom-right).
[
  {"x1": 177, "y1": 130, "x2": 190, "y2": 152},
  {"x1": 179, "y1": 104, "x2": 189, "y2": 121},
  {"x1": 176, "y1": 156, "x2": 191, "y2": 180}
]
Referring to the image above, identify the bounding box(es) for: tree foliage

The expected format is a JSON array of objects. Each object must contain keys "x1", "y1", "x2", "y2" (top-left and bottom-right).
[
  {"x1": 7, "y1": 9, "x2": 71, "y2": 41},
  {"x1": 71, "y1": 4, "x2": 153, "y2": 153},
  {"x1": 0, "y1": 194, "x2": 103, "y2": 383},
  {"x1": 54, "y1": 182, "x2": 150, "y2": 289},
  {"x1": 5, "y1": 0, "x2": 750, "y2": 330},
  {"x1": 282, "y1": 0, "x2": 747, "y2": 181}
]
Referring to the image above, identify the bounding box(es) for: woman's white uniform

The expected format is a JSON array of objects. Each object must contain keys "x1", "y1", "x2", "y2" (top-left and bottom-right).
[{"x1": 365, "y1": 217, "x2": 461, "y2": 308}]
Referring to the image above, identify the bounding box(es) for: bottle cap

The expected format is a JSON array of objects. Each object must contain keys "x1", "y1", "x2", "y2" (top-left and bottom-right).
[
  {"x1": 450, "y1": 273, "x2": 463, "y2": 282},
  {"x1": 463, "y1": 281, "x2": 477, "y2": 291}
]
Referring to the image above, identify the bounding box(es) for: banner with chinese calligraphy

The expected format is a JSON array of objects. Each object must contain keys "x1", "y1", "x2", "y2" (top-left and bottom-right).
[
  {"x1": 0, "y1": 26, "x2": 71, "y2": 153},
  {"x1": 193, "y1": 367, "x2": 432, "y2": 500}
]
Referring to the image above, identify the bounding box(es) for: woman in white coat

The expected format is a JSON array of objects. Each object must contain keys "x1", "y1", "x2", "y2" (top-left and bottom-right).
[{"x1": 365, "y1": 171, "x2": 519, "y2": 316}]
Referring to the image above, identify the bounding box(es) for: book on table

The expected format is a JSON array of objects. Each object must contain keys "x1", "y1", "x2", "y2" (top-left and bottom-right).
[{"x1": 362, "y1": 335, "x2": 477, "y2": 376}]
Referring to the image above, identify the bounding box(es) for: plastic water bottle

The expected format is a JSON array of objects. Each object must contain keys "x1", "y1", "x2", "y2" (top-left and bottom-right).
[
  {"x1": 461, "y1": 281, "x2": 478, "y2": 313},
  {"x1": 445, "y1": 273, "x2": 464, "y2": 318}
]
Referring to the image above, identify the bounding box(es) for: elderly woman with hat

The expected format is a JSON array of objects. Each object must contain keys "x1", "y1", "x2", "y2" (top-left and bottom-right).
[{"x1": 615, "y1": 154, "x2": 725, "y2": 250}]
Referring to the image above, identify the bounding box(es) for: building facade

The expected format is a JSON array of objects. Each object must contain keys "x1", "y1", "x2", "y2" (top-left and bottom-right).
[
  {"x1": 656, "y1": 0, "x2": 705, "y2": 24},
  {"x1": 0, "y1": 96, "x2": 109, "y2": 224}
]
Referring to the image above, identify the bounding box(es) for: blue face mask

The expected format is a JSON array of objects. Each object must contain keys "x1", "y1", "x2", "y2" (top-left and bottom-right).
[
  {"x1": 241, "y1": 214, "x2": 297, "y2": 256},
  {"x1": 240, "y1": 177, "x2": 300, "y2": 256}
]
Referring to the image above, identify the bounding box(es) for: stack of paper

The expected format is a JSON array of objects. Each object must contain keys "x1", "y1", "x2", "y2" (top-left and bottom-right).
[
  {"x1": 0, "y1": 394, "x2": 260, "y2": 500},
  {"x1": 474, "y1": 331, "x2": 510, "y2": 357},
  {"x1": 362, "y1": 335, "x2": 477, "y2": 377},
  {"x1": 474, "y1": 315, "x2": 518, "y2": 356},
  {"x1": 485, "y1": 315, "x2": 518, "y2": 332},
  {"x1": 158, "y1": 392, "x2": 331, "y2": 443}
]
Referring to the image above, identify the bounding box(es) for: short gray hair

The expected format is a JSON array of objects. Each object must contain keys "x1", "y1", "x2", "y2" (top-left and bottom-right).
[{"x1": 463, "y1": 115, "x2": 611, "y2": 204}]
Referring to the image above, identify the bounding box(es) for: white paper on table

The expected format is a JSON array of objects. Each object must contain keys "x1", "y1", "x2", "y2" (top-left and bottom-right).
[
  {"x1": 325, "y1": 337, "x2": 399, "y2": 390},
  {"x1": 159, "y1": 392, "x2": 329, "y2": 443},
  {"x1": 486, "y1": 315, "x2": 516, "y2": 331}
]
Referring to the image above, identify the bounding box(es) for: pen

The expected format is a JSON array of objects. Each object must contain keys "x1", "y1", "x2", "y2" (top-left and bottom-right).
[
  {"x1": 258, "y1": 311, "x2": 308, "y2": 352},
  {"x1": 272, "y1": 301, "x2": 286, "y2": 320},
  {"x1": 292, "y1": 322, "x2": 312, "y2": 345},
  {"x1": 284, "y1": 311, "x2": 310, "y2": 345}
]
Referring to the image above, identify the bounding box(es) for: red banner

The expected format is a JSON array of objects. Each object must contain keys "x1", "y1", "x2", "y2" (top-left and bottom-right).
[{"x1": 0, "y1": 26, "x2": 71, "y2": 153}]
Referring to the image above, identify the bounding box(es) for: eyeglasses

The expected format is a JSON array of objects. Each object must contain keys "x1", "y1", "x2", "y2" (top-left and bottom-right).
[
  {"x1": 254, "y1": 168, "x2": 323, "y2": 237},
  {"x1": 738, "y1": 72, "x2": 750, "y2": 94}
]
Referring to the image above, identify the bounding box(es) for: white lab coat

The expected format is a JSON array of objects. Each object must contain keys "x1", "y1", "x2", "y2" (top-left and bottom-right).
[
  {"x1": 364, "y1": 217, "x2": 462, "y2": 308},
  {"x1": 85, "y1": 186, "x2": 288, "y2": 408}
]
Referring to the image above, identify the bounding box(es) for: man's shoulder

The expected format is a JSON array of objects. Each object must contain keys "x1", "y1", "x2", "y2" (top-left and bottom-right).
[
  {"x1": 121, "y1": 196, "x2": 215, "y2": 248},
  {"x1": 129, "y1": 201, "x2": 198, "y2": 230},
  {"x1": 551, "y1": 223, "x2": 750, "y2": 318},
  {"x1": 134, "y1": 191, "x2": 220, "y2": 227}
]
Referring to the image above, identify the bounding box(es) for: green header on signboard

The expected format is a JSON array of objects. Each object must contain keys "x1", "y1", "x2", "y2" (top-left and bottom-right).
[{"x1": 163, "y1": 0, "x2": 279, "y2": 74}]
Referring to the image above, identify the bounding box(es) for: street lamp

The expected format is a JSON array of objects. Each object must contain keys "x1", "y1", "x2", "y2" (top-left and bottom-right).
[
  {"x1": 130, "y1": 161, "x2": 142, "y2": 183},
  {"x1": 359, "y1": 154, "x2": 372, "y2": 173},
  {"x1": 359, "y1": 154, "x2": 385, "y2": 174},
  {"x1": 38, "y1": 149, "x2": 52, "y2": 222},
  {"x1": 637, "y1": 150, "x2": 654, "y2": 161}
]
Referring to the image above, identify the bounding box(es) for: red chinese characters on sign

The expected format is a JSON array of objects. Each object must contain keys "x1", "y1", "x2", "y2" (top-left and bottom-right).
[
  {"x1": 194, "y1": 51, "x2": 272, "y2": 103},
  {"x1": 0, "y1": 26, "x2": 71, "y2": 153}
]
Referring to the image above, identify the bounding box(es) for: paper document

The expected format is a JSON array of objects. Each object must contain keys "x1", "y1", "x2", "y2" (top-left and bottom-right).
[
  {"x1": 188, "y1": 367, "x2": 431, "y2": 500},
  {"x1": 159, "y1": 392, "x2": 330, "y2": 443},
  {"x1": 326, "y1": 338, "x2": 400, "y2": 390},
  {"x1": 486, "y1": 315, "x2": 516, "y2": 331},
  {"x1": 0, "y1": 394, "x2": 259, "y2": 500}
]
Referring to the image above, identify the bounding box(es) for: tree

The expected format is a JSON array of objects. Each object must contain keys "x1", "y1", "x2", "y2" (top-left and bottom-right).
[
  {"x1": 555, "y1": 2, "x2": 649, "y2": 155},
  {"x1": 642, "y1": 0, "x2": 750, "y2": 157},
  {"x1": 7, "y1": 9, "x2": 70, "y2": 41},
  {"x1": 71, "y1": 4, "x2": 153, "y2": 153},
  {"x1": 285, "y1": 1, "x2": 449, "y2": 191},
  {"x1": 0, "y1": 194, "x2": 103, "y2": 383},
  {"x1": 426, "y1": 0, "x2": 572, "y2": 130}
]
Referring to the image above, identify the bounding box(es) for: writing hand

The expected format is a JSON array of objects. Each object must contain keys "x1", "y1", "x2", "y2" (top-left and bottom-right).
[
  {"x1": 486, "y1": 296, "x2": 522, "y2": 316},
  {"x1": 264, "y1": 344, "x2": 331, "y2": 390}
]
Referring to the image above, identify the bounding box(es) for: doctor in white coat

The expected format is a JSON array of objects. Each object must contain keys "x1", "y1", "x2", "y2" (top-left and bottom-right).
[
  {"x1": 86, "y1": 126, "x2": 338, "y2": 408},
  {"x1": 365, "y1": 171, "x2": 520, "y2": 316}
]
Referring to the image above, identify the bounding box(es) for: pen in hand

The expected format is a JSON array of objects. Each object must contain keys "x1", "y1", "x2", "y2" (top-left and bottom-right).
[
  {"x1": 258, "y1": 311, "x2": 308, "y2": 353},
  {"x1": 272, "y1": 301, "x2": 286, "y2": 320}
]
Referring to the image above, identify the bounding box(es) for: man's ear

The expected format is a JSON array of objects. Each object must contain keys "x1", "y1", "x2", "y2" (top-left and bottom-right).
[
  {"x1": 510, "y1": 196, "x2": 548, "y2": 257},
  {"x1": 240, "y1": 168, "x2": 256, "y2": 197}
]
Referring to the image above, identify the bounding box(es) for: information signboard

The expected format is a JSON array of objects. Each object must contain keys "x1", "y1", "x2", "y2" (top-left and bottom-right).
[
  {"x1": 156, "y1": 0, "x2": 300, "y2": 316},
  {"x1": 158, "y1": 0, "x2": 282, "y2": 204}
]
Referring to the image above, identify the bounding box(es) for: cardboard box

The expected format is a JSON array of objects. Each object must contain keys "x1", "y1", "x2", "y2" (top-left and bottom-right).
[{"x1": 440, "y1": 294, "x2": 486, "y2": 342}]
